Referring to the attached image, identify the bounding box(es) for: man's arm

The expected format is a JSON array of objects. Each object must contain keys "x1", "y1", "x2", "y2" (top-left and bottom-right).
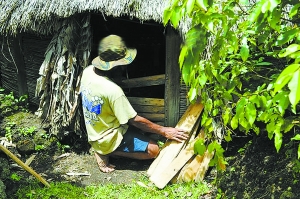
[{"x1": 128, "y1": 115, "x2": 188, "y2": 142}]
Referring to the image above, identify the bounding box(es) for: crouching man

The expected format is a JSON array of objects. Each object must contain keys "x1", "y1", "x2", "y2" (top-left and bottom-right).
[{"x1": 80, "y1": 35, "x2": 187, "y2": 173}]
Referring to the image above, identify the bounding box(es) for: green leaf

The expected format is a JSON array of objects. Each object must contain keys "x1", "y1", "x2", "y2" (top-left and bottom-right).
[
  {"x1": 249, "y1": 1, "x2": 263, "y2": 22},
  {"x1": 170, "y1": 6, "x2": 182, "y2": 28},
  {"x1": 198, "y1": 73, "x2": 208, "y2": 87},
  {"x1": 240, "y1": 45, "x2": 249, "y2": 62},
  {"x1": 261, "y1": 0, "x2": 270, "y2": 13},
  {"x1": 163, "y1": 9, "x2": 172, "y2": 25},
  {"x1": 212, "y1": 108, "x2": 219, "y2": 116},
  {"x1": 291, "y1": 134, "x2": 300, "y2": 141},
  {"x1": 196, "y1": 0, "x2": 208, "y2": 11},
  {"x1": 236, "y1": 97, "x2": 248, "y2": 116},
  {"x1": 274, "y1": 131, "x2": 283, "y2": 152},
  {"x1": 206, "y1": 98, "x2": 213, "y2": 112},
  {"x1": 289, "y1": 3, "x2": 300, "y2": 18},
  {"x1": 204, "y1": 117, "x2": 213, "y2": 126},
  {"x1": 189, "y1": 87, "x2": 197, "y2": 102},
  {"x1": 249, "y1": 95, "x2": 260, "y2": 108},
  {"x1": 239, "y1": 113, "x2": 250, "y2": 130},
  {"x1": 245, "y1": 102, "x2": 256, "y2": 126},
  {"x1": 266, "y1": 121, "x2": 276, "y2": 139},
  {"x1": 182, "y1": 63, "x2": 191, "y2": 85},
  {"x1": 231, "y1": 115, "x2": 239, "y2": 130},
  {"x1": 186, "y1": 0, "x2": 196, "y2": 16},
  {"x1": 179, "y1": 46, "x2": 188, "y2": 69},
  {"x1": 224, "y1": 130, "x2": 232, "y2": 142},
  {"x1": 281, "y1": 119, "x2": 294, "y2": 133},
  {"x1": 275, "y1": 28, "x2": 299, "y2": 46},
  {"x1": 279, "y1": 44, "x2": 300, "y2": 58},
  {"x1": 274, "y1": 64, "x2": 300, "y2": 93},
  {"x1": 194, "y1": 139, "x2": 206, "y2": 155},
  {"x1": 222, "y1": 107, "x2": 231, "y2": 125},
  {"x1": 207, "y1": 142, "x2": 215, "y2": 153},
  {"x1": 268, "y1": 0, "x2": 280, "y2": 12},
  {"x1": 278, "y1": 93, "x2": 289, "y2": 115},
  {"x1": 288, "y1": 69, "x2": 300, "y2": 110},
  {"x1": 298, "y1": 144, "x2": 300, "y2": 159}
]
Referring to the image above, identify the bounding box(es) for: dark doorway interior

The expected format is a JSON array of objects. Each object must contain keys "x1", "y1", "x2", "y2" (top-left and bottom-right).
[{"x1": 90, "y1": 14, "x2": 166, "y2": 98}]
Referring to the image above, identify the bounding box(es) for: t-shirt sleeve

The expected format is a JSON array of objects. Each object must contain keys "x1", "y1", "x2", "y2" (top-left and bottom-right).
[{"x1": 111, "y1": 95, "x2": 137, "y2": 125}]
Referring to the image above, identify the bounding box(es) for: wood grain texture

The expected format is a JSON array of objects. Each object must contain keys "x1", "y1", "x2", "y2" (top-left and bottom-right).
[
  {"x1": 164, "y1": 25, "x2": 181, "y2": 127},
  {"x1": 151, "y1": 129, "x2": 205, "y2": 189},
  {"x1": 131, "y1": 104, "x2": 164, "y2": 114},
  {"x1": 138, "y1": 113, "x2": 165, "y2": 122},
  {"x1": 147, "y1": 103, "x2": 204, "y2": 177},
  {"x1": 121, "y1": 74, "x2": 165, "y2": 88},
  {"x1": 127, "y1": 97, "x2": 164, "y2": 106}
]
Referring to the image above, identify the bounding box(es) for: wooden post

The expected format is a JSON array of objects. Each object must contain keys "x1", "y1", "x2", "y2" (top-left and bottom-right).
[
  {"x1": 164, "y1": 25, "x2": 181, "y2": 127},
  {"x1": 12, "y1": 34, "x2": 28, "y2": 97}
]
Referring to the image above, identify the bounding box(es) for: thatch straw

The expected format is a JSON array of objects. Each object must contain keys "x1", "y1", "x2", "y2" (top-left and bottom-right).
[{"x1": 0, "y1": 0, "x2": 170, "y2": 36}]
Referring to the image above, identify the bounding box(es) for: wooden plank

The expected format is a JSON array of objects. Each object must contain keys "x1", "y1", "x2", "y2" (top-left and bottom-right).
[
  {"x1": 165, "y1": 25, "x2": 181, "y2": 127},
  {"x1": 132, "y1": 104, "x2": 164, "y2": 114},
  {"x1": 128, "y1": 97, "x2": 164, "y2": 106},
  {"x1": 138, "y1": 113, "x2": 165, "y2": 122},
  {"x1": 147, "y1": 102, "x2": 204, "y2": 177},
  {"x1": 121, "y1": 74, "x2": 165, "y2": 88},
  {"x1": 194, "y1": 151, "x2": 214, "y2": 182},
  {"x1": 151, "y1": 130, "x2": 205, "y2": 189}
]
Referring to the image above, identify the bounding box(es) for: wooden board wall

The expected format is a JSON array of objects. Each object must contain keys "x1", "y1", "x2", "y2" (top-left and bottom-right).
[
  {"x1": 165, "y1": 26, "x2": 181, "y2": 127},
  {"x1": 127, "y1": 97, "x2": 165, "y2": 124}
]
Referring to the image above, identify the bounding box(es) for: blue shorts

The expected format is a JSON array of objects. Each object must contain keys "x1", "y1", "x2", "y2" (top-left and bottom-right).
[{"x1": 116, "y1": 126, "x2": 150, "y2": 153}]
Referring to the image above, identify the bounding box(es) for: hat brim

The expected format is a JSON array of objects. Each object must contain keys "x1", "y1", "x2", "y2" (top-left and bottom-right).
[{"x1": 92, "y1": 48, "x2": 137, "y2": 71}]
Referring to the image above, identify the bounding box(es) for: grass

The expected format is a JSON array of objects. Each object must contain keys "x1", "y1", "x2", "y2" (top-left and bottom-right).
[{"x1": 16, "y1": 179, "x2": 211, "y2": 199}]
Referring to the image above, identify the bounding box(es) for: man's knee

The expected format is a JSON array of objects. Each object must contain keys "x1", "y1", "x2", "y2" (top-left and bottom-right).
[{"x1": 147, "y1": 141, "x2": 160, "y2": 158}]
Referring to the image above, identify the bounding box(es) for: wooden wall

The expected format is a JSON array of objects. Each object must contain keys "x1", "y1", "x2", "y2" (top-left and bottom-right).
[
  {"x1": 0, "y1": 34, "x2": 51, "y2": 104},
  {"x1": 0, "y1": 36, "x2": 20, "y2": 96}
]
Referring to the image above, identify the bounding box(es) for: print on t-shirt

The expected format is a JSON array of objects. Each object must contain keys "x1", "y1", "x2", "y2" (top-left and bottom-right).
[{"x1": 81, "y1": 89, "x2": 104, "y2": 125}]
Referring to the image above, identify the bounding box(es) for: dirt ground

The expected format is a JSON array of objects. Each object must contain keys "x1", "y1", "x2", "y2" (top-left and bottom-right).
[
  {"x1": 31, "y1": 151, "x2": 154, "y2": 186},
  {"x1": 1, "y1": 108, "x2": 300, "y2": 198}
]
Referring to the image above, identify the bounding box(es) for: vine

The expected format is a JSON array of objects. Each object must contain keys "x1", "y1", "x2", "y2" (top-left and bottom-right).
[{"x1": 163, "y1": 0, "x2": 300, "y2": 170}]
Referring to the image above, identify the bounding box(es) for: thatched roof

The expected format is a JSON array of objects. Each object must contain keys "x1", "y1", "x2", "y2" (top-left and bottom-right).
[{"x1": 0, "y1": 0, "x2": 171, "y2": 35}]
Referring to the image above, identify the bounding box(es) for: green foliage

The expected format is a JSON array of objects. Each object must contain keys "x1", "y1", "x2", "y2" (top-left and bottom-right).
[
  {"x1": 18, "y1": 126, "x2": 37, "y2": 137},
  {"x1": 4, "y1": 122, "x2": 16, "y2": 142},
  {"x1": 35, "y1": 144, "x2": 45, "y2": 151},
  {"x1": 10, "y1": 173, "x2": 21, "y2": 182},
  {"x1": 163, "y1": 0, "x2": 300, "y2": 170},
  {"x1": 16, "y1": 180, "x2": 210, "y2": 199},
  {"x1": 57, "y1": 142, "x2": 70, "y2": 152},
  {"x1": 0, "y1": 88, "x2": 28, "y2": 116}
]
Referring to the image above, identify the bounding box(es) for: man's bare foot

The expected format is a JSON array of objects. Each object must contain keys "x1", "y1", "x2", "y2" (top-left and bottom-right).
[{"x1": 94, "y1": 152, "x2": 116, "y2": 173}]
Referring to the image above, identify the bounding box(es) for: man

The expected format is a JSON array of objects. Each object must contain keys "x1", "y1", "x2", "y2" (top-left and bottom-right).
[{"x1": 80, "y1": 35, "x2": 187, "y2": 173}]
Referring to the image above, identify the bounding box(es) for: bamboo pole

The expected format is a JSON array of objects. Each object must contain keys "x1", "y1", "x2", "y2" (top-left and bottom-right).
[{"x1": 0, "y1": 145, "x2": 51, "y2": 187}]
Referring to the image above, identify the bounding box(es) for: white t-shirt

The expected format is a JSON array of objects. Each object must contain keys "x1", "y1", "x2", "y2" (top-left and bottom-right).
[{"x1": 80, "y1": 65, "x2": 137, "y2": 154}]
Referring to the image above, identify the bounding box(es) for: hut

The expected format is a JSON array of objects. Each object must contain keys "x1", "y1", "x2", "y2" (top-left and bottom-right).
[{"x1": 0, "y1": 0, "x2": 189, "y2": 136}]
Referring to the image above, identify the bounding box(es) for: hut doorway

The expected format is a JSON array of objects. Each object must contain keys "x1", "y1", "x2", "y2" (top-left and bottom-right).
[
  {"x1": 91, "y1": 15, "x2": 171, "y2": 125},
  {"x1": 90, "y1": 15, "x2": 166, "y2": 99}
]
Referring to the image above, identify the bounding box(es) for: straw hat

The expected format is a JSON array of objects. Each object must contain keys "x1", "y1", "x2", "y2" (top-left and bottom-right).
[{"x1": 92, "y1": 35, "x2": 137, "y2": 70}]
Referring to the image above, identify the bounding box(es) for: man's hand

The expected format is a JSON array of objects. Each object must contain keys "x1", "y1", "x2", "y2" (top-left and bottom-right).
[{"x1": 161, "y1": 127, "x2": 188, "y2": 142}]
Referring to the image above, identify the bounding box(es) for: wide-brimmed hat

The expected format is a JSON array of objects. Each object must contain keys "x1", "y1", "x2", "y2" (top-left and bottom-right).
[{"x1": 92, "y1": 35, "x2": 137, "y2": 70}]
